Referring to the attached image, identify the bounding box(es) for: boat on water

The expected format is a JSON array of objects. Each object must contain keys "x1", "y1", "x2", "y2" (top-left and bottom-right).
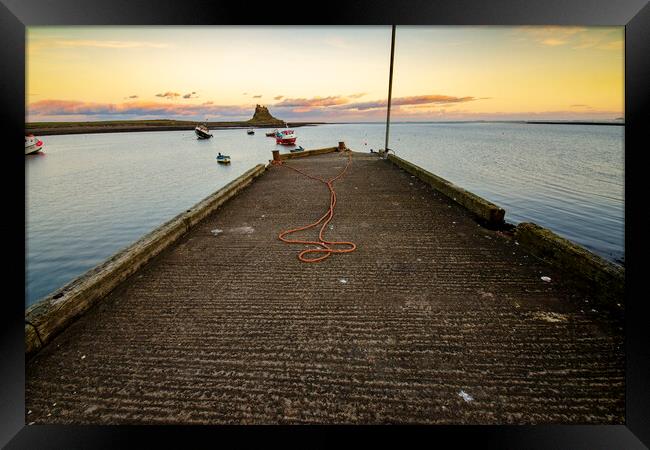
[
  {"x1": 195, "y1": 124, "x2": 213, "y2": 139},
  {"x1": 25, "y1": 135, "x2": 44, "y2": 155},
  {"x1": 290, "y1": 146, "x2": 304, "y2": 153},
  {"x1": 265, "y1": 129, "x2": 277, "y2": 137},
  {"x1": 247, "y1": 128, "x2": 255, "y2": 135},
  {"x1": 216, "y1": 153, "x2": 231, "y2": 164},
  {"x1": 275, "y1": 128, "x2": 297, "y2": 145}
]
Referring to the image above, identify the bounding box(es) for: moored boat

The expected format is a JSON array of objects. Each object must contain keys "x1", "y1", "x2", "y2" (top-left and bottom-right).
[
  {"x1": 247, "y1": 128, "x2": 255, "y2": 135},
  {"x1": 195, "y1": 123, "x2": 213, "y2": 139},
  {"x1": 289, "y1": 146, "x2": 304, "y2": 153},
  {"x1": 25, "y1": 135, "x2": 45, "y2": 155},
  {"x1": 265, "y1": 129, "x2": 277, "y2": 137},
  {"x1": 275, "y1": 128, "x2": 297, "y2": 145},
  {"x1": 216, "y1": 152, "x2": 231, "y2": 164}
]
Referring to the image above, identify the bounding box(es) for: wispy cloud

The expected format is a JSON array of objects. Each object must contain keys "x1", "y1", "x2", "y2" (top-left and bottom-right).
[
  {"x1": 273, "y1": 95, "x2": 284, "y2": 100},
  {"x1": 270, "y1": 93, "x2": 483, "y2": 114},
  {"x1": 515, "y1": 26, "x2": 622, "y2": 50},
  {"x1": 28, "y1": 99, "x2": 251, "y2": 119},
  {"x1": 348, "y1": 92, "x2": 367, "y2": 99},
  {"x1": 252, "y1": 95, "x2": 262, "y2": 98},
  {"x1": 340, "y1": 95, "x2": 478, "y2": 111},
  {"x1": 274, "y1": 96, "x2": 350, "y2": 108},
  {"x1": 155, "y1": 92, "x2": 181, "y2": 100},
  {"x1": 516, "y1": 26, "x2": 588, "y2": 47},
  {"x1": 182, "y1": 91, "x2": 198, "y2": 99}
]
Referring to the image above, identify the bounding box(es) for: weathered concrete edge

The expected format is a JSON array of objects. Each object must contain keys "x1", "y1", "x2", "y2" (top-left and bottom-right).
[
  {"x1": 278, "y1": 147, "x2": 338, "y2": 160},
  {"x1": 387, "y1": 154, "x2": 506, "y2": 228},
  {"x1": 515, "y1": 222, "x2": 625, "y2": 308},
  {"x1": 25, "y1": 163, "x2": 267, "y2": 357}
]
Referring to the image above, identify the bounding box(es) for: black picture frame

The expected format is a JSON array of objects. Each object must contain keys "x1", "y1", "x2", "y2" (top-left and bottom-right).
[{"x1": 2, "y1": 0, "x2": 648, "y2": 447}]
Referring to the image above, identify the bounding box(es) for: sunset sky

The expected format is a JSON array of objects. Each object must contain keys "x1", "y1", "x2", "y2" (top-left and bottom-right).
[{"x1": 26, "y1": 26, "x2": 624, "y2": 122}]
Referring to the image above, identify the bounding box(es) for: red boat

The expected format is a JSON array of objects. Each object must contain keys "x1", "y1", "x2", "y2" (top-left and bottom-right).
[
  {"x1": 25, "y1": 134, "x2": 45, "y2": 155},
  {"x1": 275, "y1": 128, "x2": 297, "y2": 145}
]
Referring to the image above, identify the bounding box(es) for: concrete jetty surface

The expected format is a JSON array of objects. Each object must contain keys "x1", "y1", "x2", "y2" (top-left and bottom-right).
[{"x1": 25, "y1": 151, "x2": 624, "y2": 424}]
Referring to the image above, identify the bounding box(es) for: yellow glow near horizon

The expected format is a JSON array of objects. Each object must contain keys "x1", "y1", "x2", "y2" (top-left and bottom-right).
[
  {"x1": 26, "y1": 26, "x2": 624, "y2": 122},
  {"x1": 27, "y1": 27, "x2": 390, "y2": 106},
  {"x1": 392, "y1": 27, "x2": 623, "y2": 119}
]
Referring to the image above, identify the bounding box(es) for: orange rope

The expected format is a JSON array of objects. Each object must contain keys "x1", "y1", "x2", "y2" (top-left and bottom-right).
[{"x1": 275, "y1": 152, "x2": 357, "y2": 263}]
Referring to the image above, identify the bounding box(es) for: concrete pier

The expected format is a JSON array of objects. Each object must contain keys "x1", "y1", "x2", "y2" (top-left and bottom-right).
[{"x1": 25, "y1": 150, "x2": 624, "y2": 424}]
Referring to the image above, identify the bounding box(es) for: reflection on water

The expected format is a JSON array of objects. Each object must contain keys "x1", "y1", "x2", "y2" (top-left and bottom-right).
[{"x1": 25, "y1": 122, "x2": 624, "y2": 307}]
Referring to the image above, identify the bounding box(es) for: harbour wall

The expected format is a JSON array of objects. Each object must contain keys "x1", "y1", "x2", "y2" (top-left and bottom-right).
[
  {"x1": 514, "y1": 222, "x2": 624, "y2": 309},
  {"x1": 275, "y1": 146, "x2": 339, "y2": 161},
  {"x1": 25, "y1": 163, "x2": 267, "y2": 357},
  {"x1": 387, "y1": 154, "x2": 506, "y2": 228},
  {"x1": 385, "y1": 153, "x2": 623, "y2": 310}
]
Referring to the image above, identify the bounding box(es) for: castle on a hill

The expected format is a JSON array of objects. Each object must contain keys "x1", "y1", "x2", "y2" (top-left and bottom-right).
[{"x1": 248, "y1": 104, "x2": 284, "y2": 125}]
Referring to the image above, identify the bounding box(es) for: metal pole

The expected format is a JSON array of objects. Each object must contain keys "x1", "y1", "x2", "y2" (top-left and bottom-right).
[{"x1": 384, "y1": 25, "x2": 396, "y2": 153}]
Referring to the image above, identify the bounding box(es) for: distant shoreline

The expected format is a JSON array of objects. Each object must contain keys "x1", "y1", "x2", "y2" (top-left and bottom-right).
[
  {"x1": 25, "y1": 120, "x2": 326, "y2": 136},
  {"x1": 25, "y1": 119, "x2": 624, "y2": 136},
  {"x1": 524, "y1": 121, "x2": 624, "y2": 126},
  {"x1": 332, "y1": 120, "x2": 625, "y2": 126}
]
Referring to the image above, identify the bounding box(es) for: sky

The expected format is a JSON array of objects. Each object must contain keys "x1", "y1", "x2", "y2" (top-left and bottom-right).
[{"x1": 26, "y1": 26, "x2": 624, "y2": 122}]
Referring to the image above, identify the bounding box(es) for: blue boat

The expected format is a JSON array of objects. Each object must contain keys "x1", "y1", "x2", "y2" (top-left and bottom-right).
[
  {"x1": 290, "y1": 146, "x2": 304, "y2": 153},
  {"x1": 216, "y1": 153, "x2": 231, "y2": 164}
]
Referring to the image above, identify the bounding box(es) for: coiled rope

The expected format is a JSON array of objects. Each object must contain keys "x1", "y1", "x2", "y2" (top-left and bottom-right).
[{"x1": 273, "y1": 151, "x2": 357, "y2": 263}]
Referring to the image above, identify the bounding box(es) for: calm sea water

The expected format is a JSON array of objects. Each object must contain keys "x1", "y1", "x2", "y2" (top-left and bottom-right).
[{"x1": 25, "y1": 122, "x2": 624, "y2": 307}]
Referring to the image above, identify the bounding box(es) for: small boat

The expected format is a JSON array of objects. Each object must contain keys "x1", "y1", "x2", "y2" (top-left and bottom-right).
[
  {"x1": 265, "y1": 129, "x2": 277, "y2": 137},
  {"x1": 247, "y1": 128, "x2": 255, "y2": 135},
  {"x1": 290, "y1": 146, "x2": 304, "y2": 153},
  {"x1": 195, "y1": 123, "x2": 213, "y2": 139},
  {"x1": 216, "y1": 153, "x2": 231, "y2": 164},
  {"x1": 25, "y1": 134, "x2": 45, "y2": 155},
  {"x1": 275, "y1": 128, "x2": 297, "y2": 145}
]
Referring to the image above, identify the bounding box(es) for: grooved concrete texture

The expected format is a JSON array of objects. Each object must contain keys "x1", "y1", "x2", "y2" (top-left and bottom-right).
[
  {"x1": 25, "y1": 165, "x2": 266, "y2": 356},
  {"x1": 25, "y1": 152, "x2": 624, "y2": 424}
]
